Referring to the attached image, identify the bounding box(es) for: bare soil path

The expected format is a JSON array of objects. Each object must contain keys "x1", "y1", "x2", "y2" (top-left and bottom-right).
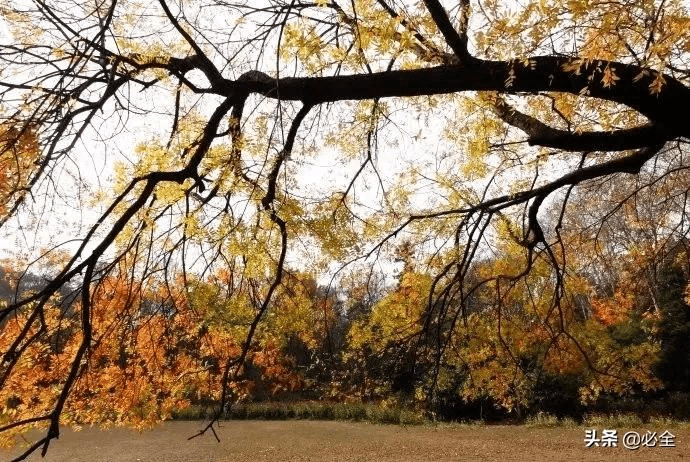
[{"x1": 2, "y1": 420, "x2": 688, "y2": 461}]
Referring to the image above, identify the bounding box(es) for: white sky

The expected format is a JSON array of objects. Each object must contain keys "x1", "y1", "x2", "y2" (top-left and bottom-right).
[{"x1": 0, "y1": 0, "x2": 588, "y2": 282}]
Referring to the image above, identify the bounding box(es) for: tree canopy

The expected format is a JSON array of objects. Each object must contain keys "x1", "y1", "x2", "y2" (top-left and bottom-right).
[{"x1": 1, "y1": 0, "x2": 690, "y2": 459}]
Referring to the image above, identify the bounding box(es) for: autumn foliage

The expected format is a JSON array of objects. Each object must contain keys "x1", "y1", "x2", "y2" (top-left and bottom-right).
[
  {"x1": 0, "y1": 266, "x2": 307, "y2": 446},
  {"x1": 0, "y1": 124, "x2": 39, "y2": 219}
]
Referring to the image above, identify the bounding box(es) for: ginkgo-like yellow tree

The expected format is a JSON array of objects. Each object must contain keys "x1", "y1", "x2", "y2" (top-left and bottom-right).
[{"x1": 1, "y1": 0, "x2": 690, "y2": 458}]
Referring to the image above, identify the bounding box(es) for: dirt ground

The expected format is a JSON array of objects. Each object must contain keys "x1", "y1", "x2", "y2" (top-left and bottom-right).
[{"x1": 2, "y1": 420, "x2": 688, "y2": 461}]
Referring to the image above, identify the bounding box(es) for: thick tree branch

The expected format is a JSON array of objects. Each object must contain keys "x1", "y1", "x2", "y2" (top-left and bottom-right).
[
  {"x1": 492, "y1": 97, "x2": 671, "y2": 151},
  {"x1": 217, "y1": 57, "x2": 690, "y2": 138},
  {"x1": 421, "y1": 0, "x2": 472, "y2": 63},
  {"x1": 158, "y1": 0, "x2": 224, "y2": 87}
]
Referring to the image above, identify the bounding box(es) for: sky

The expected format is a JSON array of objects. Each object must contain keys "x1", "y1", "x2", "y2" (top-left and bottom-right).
[
  {"x1": 0, "y1": 0, "x2": 554, "y2": 285},
  {"x1": 0, "y1": 4, "x2": 454, "y2": 276}
]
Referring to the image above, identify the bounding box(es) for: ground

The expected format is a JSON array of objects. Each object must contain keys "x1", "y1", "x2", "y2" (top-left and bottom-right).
[{"x1": 2, "y1": 421, "x2": 688, "y2": 461}]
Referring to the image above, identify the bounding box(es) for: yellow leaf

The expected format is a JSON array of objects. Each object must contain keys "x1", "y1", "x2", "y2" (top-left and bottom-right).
[{"x1": 601, "y1": 66, "x2": 619, "y2": 88}]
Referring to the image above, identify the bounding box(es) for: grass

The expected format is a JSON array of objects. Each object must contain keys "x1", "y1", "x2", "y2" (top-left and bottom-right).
[
  {"x1": 525, "y1": 411, "x2": 690, "y2": 429},
  {"x1": 172, "y1": 401, "x2": 428, "y2": 426},
  {"x1": 525, "y1": 412, "x2": 577, "y2": 428},
  {"x1": 583, "y1": 412, "x2": 690, "y2": 429},
  {"x1": 173, "y1": 401, "x2": 690, "y2": 429}
]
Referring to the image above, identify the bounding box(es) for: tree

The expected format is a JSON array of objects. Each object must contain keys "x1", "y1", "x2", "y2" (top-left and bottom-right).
[
  {"x1": 1, "y1": 0, "x2": 690, "y2": 458},
  {"x1": 655, "y1": 252, "x2": 690, "y2": 392}
]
